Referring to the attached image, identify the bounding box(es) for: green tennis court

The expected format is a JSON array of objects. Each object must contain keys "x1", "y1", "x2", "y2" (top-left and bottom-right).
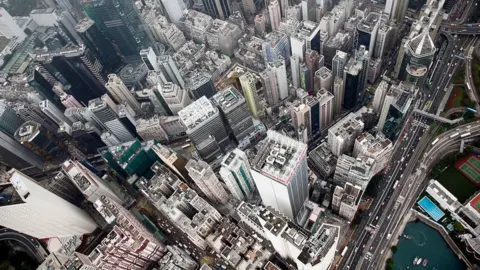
[
  {"x1": 460, "y1": 164, "x2": 480, "y2": 183},
  {"x1": 467, "y1": 156, "x2": 480, "y2": 170}
]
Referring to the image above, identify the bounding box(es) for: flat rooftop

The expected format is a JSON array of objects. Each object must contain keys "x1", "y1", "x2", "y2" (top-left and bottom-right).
[
  {"x1": 178, "y1": 96, "x2": 217, "y2": 129},
  {"x1": 211, "y1": 86, "x2": 243, "y2": 112},
  {"x1": 357, "y1": 12, "x2": 380, "y2": 33},
  {"x1": 257, "y1": 206, "x2": 288, "y2": 236},
  {"x1": 252, "y1": 130, "x2": 307, "y2": 184}
]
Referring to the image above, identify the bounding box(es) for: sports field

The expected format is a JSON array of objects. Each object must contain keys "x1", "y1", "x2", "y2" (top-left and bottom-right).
[
  {"x1": 469, "y1": 193, "x2": 480, "y2": 215},
  {"x1": 437, "y1": 166, "x2": 479, "y2": 203},
  {"x1": 455, "y1": 154, "x2": 480, "y2": 186}
]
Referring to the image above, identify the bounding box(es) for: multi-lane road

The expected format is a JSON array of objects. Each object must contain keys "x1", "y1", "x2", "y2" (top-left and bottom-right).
[{"x1": 338, "y1": 29, "x2": 476, "y2": 269}]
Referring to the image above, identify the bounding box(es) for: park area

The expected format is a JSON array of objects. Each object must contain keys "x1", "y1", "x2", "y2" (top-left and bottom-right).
[{"x1": 445, "y1": 86, "x2": 474, "y2": 109}]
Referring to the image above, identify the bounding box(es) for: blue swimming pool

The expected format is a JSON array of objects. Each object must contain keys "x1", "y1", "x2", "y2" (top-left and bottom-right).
[{"x1": 418, "y1": 196, "x2": 445, "y2": 221}]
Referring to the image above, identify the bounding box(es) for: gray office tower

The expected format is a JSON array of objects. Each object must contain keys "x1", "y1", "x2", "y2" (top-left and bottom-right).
[
  {"x1": 211, "y1": 86, "x2": 255, "y2": 144},
  {"x1": 178, "y1": 96, "x2": 229, "y2": 162},
  {"x1": 185, "y1": 72, "x2": 216, "y2": 100},
  {"x1": 0, "y1": 101, "x2": 24, "y2": 137},
  {"x1": 0, "y1": 130, "x2": 44, "y2": 174},
  {"x1": 81, "y1": 0, "x2": 152, "y2": 60},
  {"x1": 343, "y1": 46, "x2": 369, "y2": 110},
  {"x1": 88, "y1": 96, "x2": 134, "y2": 143}
]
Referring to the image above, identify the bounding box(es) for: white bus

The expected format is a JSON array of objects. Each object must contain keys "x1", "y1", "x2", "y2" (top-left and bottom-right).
[
  {"x1": 431, "y1": 138, "x2": 439, "y2": 145},
  {"x1": 181, "y1": 144, "x2": 191, "y2": 149},
  {"x1": 461, "y1": 132, "x2": 471, "y2": 138},
  {"x1": 341, "y1": 246, "x2": 349, "y2": 257},
  {"x1": 393, "y1": 180, "x2": 399, "y2": 189},
  {"x1": 450, "y1": 132, "x2": 459, "y2": 138}
]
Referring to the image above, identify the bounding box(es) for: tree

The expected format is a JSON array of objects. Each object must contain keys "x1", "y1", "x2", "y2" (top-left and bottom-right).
[
  {"x1": 391, "y1": 245, "x2": 398, "y2": 253},
  {"x1": 386, "y1": 258, "x2": 395, "y2": 270}
]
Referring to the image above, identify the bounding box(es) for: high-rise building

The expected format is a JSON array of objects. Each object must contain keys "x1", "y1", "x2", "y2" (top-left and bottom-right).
[
  {"x1": 139, "y1": 47, "x2": 159, "y2": 71},
  {"x1": 81, "y1": 0, "x2": 152, "y2": 59},
  {"x1": 14, "y1": 104, "x2": 59, "y2": 134},
  {"x1": 82, "y1": 195, "x2": 164, "y2": 269},
  {"x1": 290, "y1": 20, "x2": 321, "y2": 61},
  {"x1": 14, "y1": 121, "x2": 66, "y2": 161},
  {"x1": 0, "y1": 170, "x2": 97, "y2": 239},
  {"x1": 306, "y1": 96, "x2": 320, "y2": 136},
  {"x1": 317, "y1": 88, "x2": 334, "y2": 131},
  {"x1": 334, "y1": 154, "x2": 374, "y2": 189},
  {"x1": 300, "y1": 62, "x2": 312, "y2": 93},
  {"x1": 219, "y1": 149, "x2": 255, "y2": 201},
  {"x1": 333, "y1": 76, "x2": 344, "y2": 116},
  {"x1": 75, "y1": 18, "x2": 122, "y2": 73},
  {"x1": 136, "y1": 117, "x2": 169, "y2": 142},
  {"x1": 0, "y1": 130, "x2": 44, "y2": 173},
  {"x1": 185, "y1": 71, "x2": 215, "y2": 100},
  {"x1": 105, "y1": 74, "x2": 141, "y2": 113},
  {"x1": 178, "y1": 96, "x2": 230, "y2": 161},
  {"x1": 60, "y1": 94, "x2": 82, "y2": 108},
  {"x1": 159, "y1": 82, "x2": 192, "y2": 115},
  {"x1": 372, "y1": 80, "x2": 389, "y2": 113},
  {"x1": 239, "y1": 71, "x2": 261, "y2": 117},
  {"x1": 290, "y1": 55, "x2": 301, "y2": 88},
  {"x1": 263, "y1": 31, "x2": 290, "y2": 64},
  {"x1": 332, "y1": 183, "x2": 362, "y2": 221},
  {"x1": 40, "y1": 100, "x2": 70, "y2": 126},
  {"x1": 251, "y1": 130, "x2": 308, "y2": 222},
  {"x1": 62, "y1": 159, "x2": 123, "y2": 204},
  {"x1": 0, "y1": 8, "x2": 26, "y2": 41},
  {"x1": 355, "y1": 12, "x2": 380, "y2": 58},
  {"x1": 254, "y1": 14, "x2": 266, "y2": 36},
  {"x1": 332, "y1": 50, "x2": 348, "y2": 79},
  {"x1": 267, "y1": 57, "x2": 288, "y2": 100},
  {"x1": 186, "y1": 159, "x2": 229, "y2": 204},
  {"x1": 88, "y1": 96, "x2": 135, "y2": 142},
  {"x1": 385, "y1": 0, "x2": 408, "y2": 23},
  {"x1": 354, "y1": 132, "x2": 393, "y2": 175},
  {"x1": 162, "y1": 0, "x2": 186, "y2": 24},
  {"x1": 242, "y1": 0, "x2": 265, "y2": 14},
  {"x1": 35, "y1": 45, "x2": 107, "y2": 105},
  {"x1": 291, "y1": 103, "x2": 311, "y2": 140},
  {"x1": 328, "y1": 112, "x2": 364, "y2": 156},
  {"x1": 28, "y1": 70, "x2": 64, "y2": 110},
  {"x1": 315, "y1": 66, "x2": 332, "y2": 92},
  {"x1": 148, "y1": 15, "x2": 186, "y2": 51},
  {"x1": 0, "y1": 101, "x2": 24, "y2": 137},
  {"x1": 343, "y1": 47, "x2": 369, "y2": 110},
  {"x1": 211, "y1": 86, "x2": 255, "y2": 143},
  {"x1": 374, "y1": 23, "x2": 393, "y2": 59},
  {"x1": 202, "y1": 0, "x2": 232, "y2": 19},
  {"x1": 402, "y1": 32, "x2": 436, "y2": 84},
  {"x1": 301, "y1": 0, "x2": 316, "y2": 21},
  {"x1": 268, "y1": 0, "x2": 282, "y2": 31},
  {"x1": 305, "y1": 49, "x2": 320, "y2": 89}
]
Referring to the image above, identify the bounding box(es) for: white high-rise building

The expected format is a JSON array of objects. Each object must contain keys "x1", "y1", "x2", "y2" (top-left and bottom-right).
[
  {"x1": 140, "y1": 47, "x2": 159, "y2": 71},
  {"x1": 290, "y1": 55, "x2": 301, "y2": 88},
  {"x1": 315, "y1": 66, "x2": 332, "y2": 92},
  {"x1": 162, "y1": 0, "x2": 186, "y2": 24},
  {"x1": 353, "y1": 132, "x2": 393, "y2": 175},
  {"x1": 40, "y1": 100, "x2": 71, "y2": 126},
  {"x1": 332, "y1": 50, "x2": 348, "y2": 79},
  {"x1": 328, "y1": 112, "x2": 364, "y2": 156},
  {"x1": 333, "y1": 76, "x2": 344, "y2": 116},
  {"x1": 377, "y1": 92, "x2": 395, "y2": 130},
  {"x1": 62, "y1": 160, "x2": 124, "y2": 205},
  {"x1": 291, "y1": 103, "x2": 311, "y2": 140},
  {"x1": 149, "y1": 15, "x2": 186, "y2": 51},
  {"x1": 159, "y1": 82, "x2": 192, "y2": 115},
  {"x1": 136, "y1": 117, "x2": 169, "y2": 142},
  {"x1": 268, "y1": 0, "x2": 282, "y2": 31},
  {"x1": 301, "y1": 0, "x2": 316, "y2": 21},
  {"x1": 251, "y1": 130, "x2": 308, "y2": 222},
  {"x1": 0, "y1": 8, "x2": 26, "y2": 41},
  {"x1": 332, "y1": 183, "x2": 363, "y2": 221},
  {"x1": 372, "y1": 80, "x2": 389, "y2": 113},
  {"x1": 219, "y1": 149, "x2": 256, "y2": 201},
  {"x1": 385, "y1": 0, "x2": 408, "y2": 22},
  {"x1": 267, "y1": 56, "x2": 288, "y2": 100},
  {"x1": 290, "y1": 20, "x2": 321, "y2": 61},
  {"x1": 0, "y1": 170, "x2": 97, "y2": 239},
  {"x1": 317, "y1": 88, "x2": 334, "y2": 130},
  {"x1": 105, "y1": 74, "x2": 141, "y2": 113},
  {"x1": 186, "y1": 159, "x2": 229, "y2": 204}
]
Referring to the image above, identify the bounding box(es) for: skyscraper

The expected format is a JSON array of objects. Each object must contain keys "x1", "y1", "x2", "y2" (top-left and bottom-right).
[
  {"x1": 0, "y1": 8, "x2": 26, "y2": 41},
  {"x1": 239, "y1": 71, "x2": 261, "y2": 117},
  {"x1": 186, "y1": 159, "x2": 229, "y2": 204},
  {"x1": 202, "y1": 0, "x2": 232, "y2": 19},
  {"x1": 219, "y1": 149, "x2": 256, "y2": 201},
  {"x1": 0, "y1": 170, "x2": 97, "y2": 239},
  {"x1": 0, "y1": 101, "x2": 24, "y2": 137},
  {"x1": 251, "y1": 130, "x2": 308, "y2": 222},
  {"x1": 332, "y1": 50, "x2": 348, "y2": 79},
  {"x1": 211, "y1": 86, "x2": 255, "y2": 143},
  {"x1": 14, "y1": 121, "x2": 66, "y2": 161},
  {"x1": 317, "y1": 88, "x2": 335, "y2": 131},
  {"x1": 178, "y1": 96, "x2": 230, "y2": 161},
  {"x1": 301, "y1": 0, "x2": 316, "y2": 21},
  {"x1": 28, "y1": 70, "x2": 64, "y2": 110},
  {"x1": 35, "y1": 45, "x2": 107, "y2": 105},
  {"x1": 266, "y1": 57, "x2": 288, "y2": 100},
  {"x1": 356, "y1": 12, "x2": 380, "y2": 58},
  {"x1": 291, "y1": 55, "x2": 301, "y2": 88},
  {"x1": 372, "y1": 80, "x2": 389, "y2": 113},
  {"x1": 291, "y1": 103, "x2": 311, "y2": 141},
  {"x1": 333, "y1": 76, "x2": 344, "y2": 116},
  {"x1": 343, "y1": 48, "x2": 368, "y2": 110},
  {"x1": 75, "y1": 18, "x2": 122, "y2": 72},
  {"x1": 158, "y1": 82, "x2": 192, "y2": 115},
  {"x1": 81, "y1": 0, "x2": 152, "y2": 59},
  {"x1": 162, "y1": 0, "x2": 187, "y2": 24},
  {"x1": 40, "y1": 100, "x2": 71, "y2": 126},
  {"x1": 385, "y1": 0, "x2": 408, "y2": 23},
  {"x1": 262, "y1": 31, "x2": 291, "y2": 65},
  {"x1": 0, "y1": 131, "x2": 44, "y2": 173},
  {"x1": 268, "y1": 0, "x2": 281, "y2": 31},
  {"x1": 105, "y1": 74, "x2": 142, "y2": 113}
]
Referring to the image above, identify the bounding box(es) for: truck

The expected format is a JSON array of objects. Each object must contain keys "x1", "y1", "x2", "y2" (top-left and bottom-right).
[{"x1": 341, "y1": 246, "x2": 348, "y2": 257}]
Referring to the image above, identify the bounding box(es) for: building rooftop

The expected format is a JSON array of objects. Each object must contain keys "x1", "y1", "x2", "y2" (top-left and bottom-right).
[
  {"x1": 329, "y1": 113, "x2": 364, "y2": 139},
  {"x1": 292, "y1": 20, "x2": 320, "y2": 40},
  {"x1": 252, "y1": 130, "x2": 307, "y2": 184},
  {"x1": 408, "y1": 32, "x2": 436, "y2": 57},
  {"x1": 341, "y1": 183, "x2": 362, "y2": 206},
  {"x1": 14, "y1": 121, "x2": 41, "y2": 143},
  {"x1": 257, "y1": 206, "x2": 288, "y2": 236},
  {"x1": 178, "y1": 96, "x2": 217, "y2": 129},
  {"x1": 355, "y1": 132, "x2": 392, "y2": 156},
  {"x1": 211, "y1": 86, "x2": 244, "y2": 112},
  {"x1": 427, "y1": 180, "x2": 458, "y2": 206},
  {"x1": 30, "y1": 8, "x2": 56, "y2": 14},
  {"x1": 297, "y1": 224, "x2": 338, "y2": 266},
  {"x1": 357, "y1": 12, "x2": 380, "y2": 33}
]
